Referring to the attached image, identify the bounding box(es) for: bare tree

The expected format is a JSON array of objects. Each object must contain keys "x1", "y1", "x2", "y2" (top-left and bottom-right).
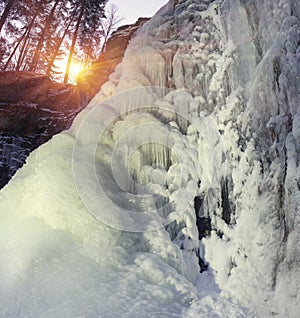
[{"x1": 100, "y1": 4, "x2": 123, "y2": 53}]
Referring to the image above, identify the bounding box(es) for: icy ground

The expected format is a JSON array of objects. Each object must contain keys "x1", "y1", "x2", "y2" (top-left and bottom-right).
[{"x1": 0, "y1": 0, "x2": 300, "y2": 317}]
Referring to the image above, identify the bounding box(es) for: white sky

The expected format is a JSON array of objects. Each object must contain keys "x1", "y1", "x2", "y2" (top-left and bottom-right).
[{"x1": 111, "y1": 0, "x2": 169, "y2": 26}]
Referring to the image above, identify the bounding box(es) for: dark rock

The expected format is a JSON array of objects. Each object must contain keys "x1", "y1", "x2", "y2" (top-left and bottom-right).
[
  {"x1": 194, "y1": 195, "x2": 212, "y2": 272},
  {"x1": 221, "y1": 176, "x2": 235, "y2": 225}
]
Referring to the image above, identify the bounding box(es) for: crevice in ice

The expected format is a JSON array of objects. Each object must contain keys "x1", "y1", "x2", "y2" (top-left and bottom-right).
[
  {"x1": 194, "y1": 194, "x2": 211, "y2": 272},
  {"x1": 220, "y1": 176, "x2": 235, "y2": 225}
]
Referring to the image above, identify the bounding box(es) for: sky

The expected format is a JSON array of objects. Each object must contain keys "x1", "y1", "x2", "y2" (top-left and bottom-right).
[{"x1": 111, "y1": 0, "x2": 169, "y2": 26}]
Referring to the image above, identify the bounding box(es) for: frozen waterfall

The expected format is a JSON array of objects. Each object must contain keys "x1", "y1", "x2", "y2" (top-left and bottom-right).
[{"x1": 0, "y1": 0, "x2": 299, "y2": 317}]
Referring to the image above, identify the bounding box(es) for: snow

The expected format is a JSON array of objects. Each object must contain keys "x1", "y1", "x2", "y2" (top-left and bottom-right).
[{"x1": 0, "y1": 0, "x2": 300, "y2": 317}]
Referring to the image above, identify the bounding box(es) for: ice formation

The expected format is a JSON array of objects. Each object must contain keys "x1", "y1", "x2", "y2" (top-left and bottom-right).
[{"x1": 0, "y1": 0, "x2": 299, "y2": 317}]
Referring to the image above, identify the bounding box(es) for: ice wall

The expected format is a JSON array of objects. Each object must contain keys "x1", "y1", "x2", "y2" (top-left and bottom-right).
[
  {"x1": 0, "y1": 0, "x2": 299, "y2": 317},
  {"x1": 211, "y1": 0, "x2": 299, "y2": 313},
  {"x1": 71, "y1": 0, "x2": 300, "y2": 315},
  {"x1": 201, "y1": 0, "x2": 300, "y2": 316}
]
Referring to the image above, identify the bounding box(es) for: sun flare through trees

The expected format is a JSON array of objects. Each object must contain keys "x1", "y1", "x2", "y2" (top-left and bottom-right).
[{"x1": 0, "y1": 0, "x2": 121, "y2": 83}]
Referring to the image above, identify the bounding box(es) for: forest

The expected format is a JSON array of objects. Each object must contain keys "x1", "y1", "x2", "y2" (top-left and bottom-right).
[{"x1": 0, "y1": 0, "x2": 121, "y2": 83}]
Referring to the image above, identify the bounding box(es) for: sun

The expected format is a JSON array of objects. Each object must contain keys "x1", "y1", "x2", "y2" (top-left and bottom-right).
[
  {"x1": 54, "y1": 58, "x2": 85, "y2": 83},
  {"x1": 69, "y1": 60, "x2": 85, "y2": 79}
]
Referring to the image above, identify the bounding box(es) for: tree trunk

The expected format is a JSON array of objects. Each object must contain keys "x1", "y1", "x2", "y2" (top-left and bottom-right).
[
  {"x1": 3, "y1": 29, "x2": 27, "y2": 70},
  {"x1": 16, "y1": 31, "x2": 31, "y2": 71},
  {"x1": 46, "y1": 15, "x2": 74, "y2": 75},
  {"x1": 0, "y1": 0, "x2": 16, "y2": 33},
  {"x1": 29, "y1": 0, "x2": 60, "y2": 72},
  {"x1": 63, "y1": 2, "x2": 85, "y2": 84},
  {"x1": 3, "y1": 5, "x2": 41, "y2": 71}
]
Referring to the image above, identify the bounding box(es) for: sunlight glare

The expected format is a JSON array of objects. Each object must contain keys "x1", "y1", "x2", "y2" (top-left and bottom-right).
[
  {"x1": 70, "y1": 61, "x2": 84, "y2": 78},
  {"x1": 55, "y1": 58, "x2": 85, "y2": 83}
]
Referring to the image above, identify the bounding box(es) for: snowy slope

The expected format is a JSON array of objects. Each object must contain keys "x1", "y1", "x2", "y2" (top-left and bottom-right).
[{"x1": 0, "y1": 0, "x2": 299, "y2": 317}]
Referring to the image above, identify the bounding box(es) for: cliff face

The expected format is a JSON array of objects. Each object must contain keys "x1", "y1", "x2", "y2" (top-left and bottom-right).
[
  {"x1": 0, "y1": 18, "x2": 148, "y2": 188},
  {"x1": 0, "y1": 72, "x2": 81, "y2": 188}
]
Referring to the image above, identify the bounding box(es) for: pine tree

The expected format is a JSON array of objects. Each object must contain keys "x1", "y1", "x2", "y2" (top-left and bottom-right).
[
  {"x1": 3, "y1": 2, "x2": 43, "y2": 70},
  {"x1": 0, "y1": 0, "x2": 16, "y2": 32},
  {"x1": 29, "y1": 0, "x2": 61, "y2": 72},
  {"x1": 0, "y1": 0, "x2": 112, "y2": 83},
  {"x1": 46, "y1": 15, "x2": 75, "y2": 76},
  {"x1": 63, "y1": 0, "x2": 107, "y2": 83}
]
